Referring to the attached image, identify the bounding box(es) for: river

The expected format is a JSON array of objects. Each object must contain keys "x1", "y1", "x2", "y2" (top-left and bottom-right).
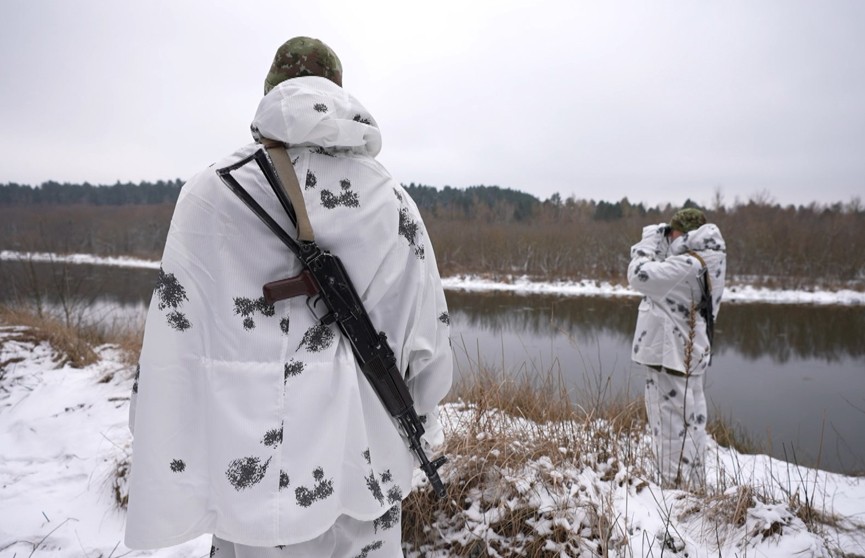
[{"x1": 2, "y1": 259, "x2": 863, "y2": 475}]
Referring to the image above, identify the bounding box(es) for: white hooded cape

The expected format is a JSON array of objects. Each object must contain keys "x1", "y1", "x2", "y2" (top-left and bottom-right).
[{"x1": 125, "y1": 76, "x2": 453, "y2": 549}]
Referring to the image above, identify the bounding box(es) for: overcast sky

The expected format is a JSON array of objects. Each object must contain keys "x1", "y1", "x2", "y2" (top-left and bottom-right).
[{"x1": 2, "y1": 1, "x2": 863, "y2": 208}]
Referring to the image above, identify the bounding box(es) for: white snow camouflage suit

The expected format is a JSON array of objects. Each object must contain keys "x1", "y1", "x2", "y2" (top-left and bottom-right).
[
  {"x1": 628, "y1": 222, "x2": 726, "y2": 487},
  {"x1": 125, "y1": 76, "x2": 453, "y2": 551}
]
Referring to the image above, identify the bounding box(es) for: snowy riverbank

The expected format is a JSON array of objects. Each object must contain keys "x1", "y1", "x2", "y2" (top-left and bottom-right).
[
  {"x1": 3, "y1": 250, "x2": 864, "y2": 306},
  {"x1": 2, "y1": 324, "x2": 865, "y2": 556}
]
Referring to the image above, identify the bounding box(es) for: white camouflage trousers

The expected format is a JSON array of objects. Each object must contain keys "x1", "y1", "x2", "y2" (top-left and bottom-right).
[
  {"x1": 644, "y1": 367, "x2": 708, "y2": 489},
  {"x1": 209, "y1": 505, "x2": 402, "y2": 558}
]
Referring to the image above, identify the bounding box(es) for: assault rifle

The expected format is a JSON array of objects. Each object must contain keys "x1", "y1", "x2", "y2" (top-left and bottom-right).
[{"x1": 217, "y1": 149, "x2": 447, "y2": 499}]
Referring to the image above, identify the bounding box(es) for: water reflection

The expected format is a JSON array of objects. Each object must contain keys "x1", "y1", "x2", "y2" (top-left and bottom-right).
[
  {"x1": 720, "y1": 303, "x2": 865, "y2": 362},
  {"x1": 445, "y1": 291, "x2": 865, "y2": 364},
  {"x1": 446, "y1": 291, "x2": 865, "y2": 475},
  {"x1": 0, "y1": 260, "x2": 157, "y2": 307},
  {"x1": 0, "y1": 260, "x2": 156, "y2": 328}
]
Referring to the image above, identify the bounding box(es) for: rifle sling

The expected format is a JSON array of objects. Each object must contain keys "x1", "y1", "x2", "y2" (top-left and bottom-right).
[
  {"x1": 216, "y1": 151, "x2": 303, "y2": 260},
  {"x1": 259, "y1": 138, "x2": 315, "y2": 243},
  {"x1": 688, "y1": 250, "x2": 715, "y2": 352}
]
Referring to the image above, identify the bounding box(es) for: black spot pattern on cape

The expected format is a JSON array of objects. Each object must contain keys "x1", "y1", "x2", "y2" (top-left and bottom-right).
[
  {"x1": 310, "y1": 146, "x2": 335, "y2": 157},
  {"x1": 321, "y1": 178, "x2": 359, "y2": 209},
  {"x1": 352, "y1": 114, "x2": 372, "y2": 125},
  {"x1": 280, "y1": 316, "x2": 290, "y2": 334},
  {"x1": 154, "y1": 267, "x2": 191, "y2": 331},
  {"x1": 209, "y1": 544, "x2": 217, "y2": 558},
  {"x1": 284, "y1": 359, "x2": 305, "y2": 381},
  {"x1": 365, "y1": 470, "x2": 385, "y2": 505},
  {"x1": 262, "y1": 424, "x2": 283, "y2": 447},
  {"x1": 166, "y1": 311, "x2": 191, "y2": 331},
  {"x1": 392, "y1": 188, "x2": 403, "y2": 203},
  {"x1": 353, "y1": 540, "x2": 384, "y2": 558},
  {"x1": 295, "y1": 466, "x2": 334, "y2": 507},
  {"x1": 279, "y1": 471, "x2": 290, "y2": 490},
  {"x1": 703, "y1": 237, "x2": 723, "y2": 252},
  {"x1": 374, "y1": 503, "x2": 400, "y2": 532},
  {"x1": 438, "y1": 311, "x2": 450, "y2": 325},
  {"x1": 363, "y1": 448, "x2": 371, "y2": 464},
  {"x1": 233, "y1": 296, "x2": 276, "y2": 331},
  {"x1": 298, "y1": 324, "x2": 335, "y2": 352},
  {"x1": 633, "y1": 263, "x2": 649, "y2": 282},
  {"x1": 155, "y1": 267, "x2": 188, "y2": 309},
  {"x1": 170, "y1": 459, "x2": 186, "y2": 473},
  {"x1": 226, "y1": 456, "x2": 272, "y2": 491},
  {"x1": 665, "y1": 297, "x2": 691, "y2": 319},
  {"x1": 387, "y1": 485, "x2": 402, "y2": 504},
  {"x1": 380, "y1": 469, "x2": 392, "y2": 484},
  {"x1": 398, "y1": 207, "x2": 425, "y2": 260},
  {"x1": 132, "y1": 364, "x2": 140, "y2": 394},
  {"x1": 313, "y1": 103, "x2": 328, "y2": 113},
  {"x1": 305, "y1": 169, "x2": 317, "y2": 190},
  {"x1": 321, "y1": 180, "x2": 360, "y2": 209},
  {"x1": 634, "y1": 330, "x2": 647, "y2": 354}
]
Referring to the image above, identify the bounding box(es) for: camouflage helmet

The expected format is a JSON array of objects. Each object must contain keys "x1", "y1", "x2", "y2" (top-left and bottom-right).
[
  {"x1": 264, "y1": 37, "x2": 343, "y2": 94},
  {"x1": 670, "y1": 208, "x2": 707, "y2": 234}
]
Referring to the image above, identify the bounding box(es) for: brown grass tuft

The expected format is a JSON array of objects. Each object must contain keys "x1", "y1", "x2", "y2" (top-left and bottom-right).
[
  {"x1": 0, "y1": 304, "x2": 144, "y2": 368},
  {"x1": 0, "y1": 305, "x2": 100, "y2": 367},
  {"x1": 402, "y1": 362, "x2": 651, "y2": 556}
]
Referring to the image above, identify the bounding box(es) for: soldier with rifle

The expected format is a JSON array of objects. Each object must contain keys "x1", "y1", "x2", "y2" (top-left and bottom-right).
[
  {"x1": 628, "y1": 208, "x2": 727, "y2": 489},
  {"x1": 125, "y1": 37, "x2": 453, "y2": 558}
]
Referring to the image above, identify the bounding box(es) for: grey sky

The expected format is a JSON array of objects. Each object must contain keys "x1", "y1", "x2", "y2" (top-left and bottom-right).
[{"x1": 1, "y1": 0, "x2": 863, "y2": 208}]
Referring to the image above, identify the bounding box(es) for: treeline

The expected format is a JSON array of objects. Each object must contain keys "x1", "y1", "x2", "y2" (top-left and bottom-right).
[
  {"x1": 0, "y1": 180, "x2": 184, "y2": 206},
  {"x1": 1, "y1": 181, "x2": 863, "y2": 288}
]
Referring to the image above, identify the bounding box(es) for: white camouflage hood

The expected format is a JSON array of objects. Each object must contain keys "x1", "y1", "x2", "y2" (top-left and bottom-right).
[{"x1": 251, "y1": 76, "x2": 382, "y2": 155}]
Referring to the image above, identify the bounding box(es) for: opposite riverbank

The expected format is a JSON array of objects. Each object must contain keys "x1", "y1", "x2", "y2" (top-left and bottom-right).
[{"x1": 3, "y1": 250, "x2": 864, "y2": 306}]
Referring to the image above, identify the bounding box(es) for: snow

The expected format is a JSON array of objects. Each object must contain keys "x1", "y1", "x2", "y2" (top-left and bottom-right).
[
  {"x1": 3, "y1": 250, "x2": 864, "y2": 305},
  {"x1": 1, "y1": 250, "x2": 162, "y2": 271},
  {"x1": 0, "y1": 328, "x2": 210, "y2": 557},
  {"x1": 2, "y1": 327, "x2": 863, "y2": 557}
]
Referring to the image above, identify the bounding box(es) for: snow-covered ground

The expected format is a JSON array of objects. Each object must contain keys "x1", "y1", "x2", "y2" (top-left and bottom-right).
[
  {"x1": 2, "y1": 325, "x2": 864, "y2": 557},
  {"x1": 2, "y1": 251, "x2": 864, "y2": 556},
  {"x1": 0, "y1": 328, "x2": 208, "y2": 557},
  {"x1": 3, "y1": 250, "x2": 864, "y2": 305}
]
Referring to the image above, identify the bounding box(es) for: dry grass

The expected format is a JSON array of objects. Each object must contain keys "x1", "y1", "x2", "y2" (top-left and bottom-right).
[
  {"x1": 403, "y1": 365, "x2": 652, "y2": 556},
  {"x1": 0, "y1": 304, "x2": 144, "y2": 367},
  {"x1": 403, "y1": 361, "x2": 849, "y2": 556},
  {"x1": 0, "y1": 305, "x2": 100, "y2": 368}
]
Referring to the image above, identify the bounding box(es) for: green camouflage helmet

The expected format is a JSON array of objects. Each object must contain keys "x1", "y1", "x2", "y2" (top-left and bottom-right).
[
  {"x1": 670, "y1": 208, "x2": 707, "y2": 233},
  {"x1": 264, "y1": 37, "x2": 343, "y2": 94}
]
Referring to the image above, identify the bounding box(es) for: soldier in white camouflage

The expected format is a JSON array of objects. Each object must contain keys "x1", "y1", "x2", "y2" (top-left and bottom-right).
[{"x1": 126, "y1": 36, "x2": 451, "y2": 558}]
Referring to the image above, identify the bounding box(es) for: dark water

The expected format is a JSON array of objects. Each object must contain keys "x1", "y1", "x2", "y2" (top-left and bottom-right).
[
  {"x1": 447, "y1": 291, "x2": 865, "y2": 475},
  {"x1": 2, "y1": 260, "x2": 864, "y2": 474}
]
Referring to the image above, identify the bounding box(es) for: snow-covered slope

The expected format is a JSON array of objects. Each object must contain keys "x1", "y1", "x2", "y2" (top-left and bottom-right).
[{"x1": 1, "y1": 325, "x2": 864, "y2": 557}]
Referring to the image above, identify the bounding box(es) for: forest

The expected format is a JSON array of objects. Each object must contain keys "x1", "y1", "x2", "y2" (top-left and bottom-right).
[{"x1": 2, "y1": 180, "x2": 863, "y2": 289}]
